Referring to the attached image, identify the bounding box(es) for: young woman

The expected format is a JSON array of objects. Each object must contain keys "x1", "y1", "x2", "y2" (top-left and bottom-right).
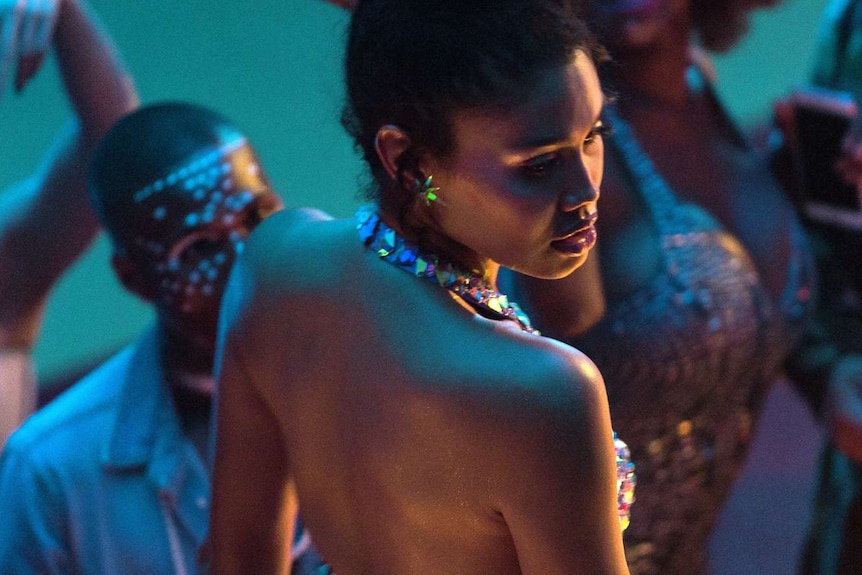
[
  {"x1": 504, "y1": 1, "x2": 822, "y2": 573},
  {"x1": 207, "y1": 0, "x2": 633, "y2": 573}
]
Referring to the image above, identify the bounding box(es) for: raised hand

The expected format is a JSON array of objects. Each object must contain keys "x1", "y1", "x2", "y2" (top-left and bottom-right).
[{"x1": 0, "y1": 0, "x2": 60, "y2": 99}]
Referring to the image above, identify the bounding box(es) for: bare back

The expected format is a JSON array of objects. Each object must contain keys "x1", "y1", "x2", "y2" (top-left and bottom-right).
[{"x1": 209, "y1": 209, "x2": 628, "y2": 575}]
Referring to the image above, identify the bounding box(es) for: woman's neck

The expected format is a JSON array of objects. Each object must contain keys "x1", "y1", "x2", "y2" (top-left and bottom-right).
[
  {"x1": 605, "y1": 26, "x2": 694, "y2": 112},
  {"x1": 378, "y1": 206, "x2": 496, "y2": 287}
]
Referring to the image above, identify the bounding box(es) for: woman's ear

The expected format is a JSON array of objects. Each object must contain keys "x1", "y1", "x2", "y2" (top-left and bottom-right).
[
  {"x1": 374, "y1": 125, "x2": 413, "y2": 181},
  {"x1": 111, "y1": 252, "x2": 156, "y2": 302}
]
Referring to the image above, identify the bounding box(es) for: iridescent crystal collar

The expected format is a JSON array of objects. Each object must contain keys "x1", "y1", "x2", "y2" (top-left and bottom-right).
[{"x1": 356, "y1": 206, "x2": 539, "y2": 335}]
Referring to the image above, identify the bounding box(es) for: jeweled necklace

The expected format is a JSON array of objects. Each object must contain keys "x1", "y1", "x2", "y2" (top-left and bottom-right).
[{"x1": 356, "y1": 206, "x2": 539, "y2": 335}]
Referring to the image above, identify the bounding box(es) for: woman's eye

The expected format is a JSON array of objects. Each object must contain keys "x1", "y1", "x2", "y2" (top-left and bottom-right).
[
  {"x1": 522, "y1": 154, "x2": 560, "y2": 177},
  {"x1": 585, "y1": 123, "x2": 613, "y2": 146}
]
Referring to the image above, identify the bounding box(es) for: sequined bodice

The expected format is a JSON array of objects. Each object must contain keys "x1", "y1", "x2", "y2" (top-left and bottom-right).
[{"x1": 571, "y1": 108, "x2": 815, "y2": 574}]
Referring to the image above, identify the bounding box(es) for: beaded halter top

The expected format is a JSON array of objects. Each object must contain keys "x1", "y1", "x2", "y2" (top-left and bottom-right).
[{"x1": 356, "y1": 206, "x2": 636, "y2": 530}]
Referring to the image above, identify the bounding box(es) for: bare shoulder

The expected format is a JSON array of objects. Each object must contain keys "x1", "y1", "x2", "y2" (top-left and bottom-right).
[
  {"x1": 218, "y1": 208, "x2": 360, "y2": 383},
  {"x1": 238, "y1": 207, "x2": 357, "y2": 294},
  {"x1": 497, "y1": 334, "x2": 608, "y2": 423}
]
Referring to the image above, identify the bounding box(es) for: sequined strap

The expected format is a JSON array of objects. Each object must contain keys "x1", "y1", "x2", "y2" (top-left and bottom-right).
[
  {"x1": 615, "y1": 432, "x2": 636, "y2": 532},
  {"x1": 603, "y1": 106, "x2": 723, "y2": 237}
]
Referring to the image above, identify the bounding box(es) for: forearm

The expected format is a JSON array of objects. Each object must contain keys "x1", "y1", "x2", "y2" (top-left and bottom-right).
[
  {"x1": 0, "y1": 122, "x2": 95, "y2": 347},
  {"x1": 52, "y1": 0, "x2": 138, "y2": 146},
  {"x1": 0, "y1": 1, "x2": 138, "y2": 345}
]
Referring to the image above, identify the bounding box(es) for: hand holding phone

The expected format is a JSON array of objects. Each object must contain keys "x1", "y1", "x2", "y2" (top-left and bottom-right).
[{"x1": 788, "y1": 86, "x2": 861, "y2": 229}]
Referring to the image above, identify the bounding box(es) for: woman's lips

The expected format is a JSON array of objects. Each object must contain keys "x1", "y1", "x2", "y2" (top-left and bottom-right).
[{"x1": 551, "y1": 223, "x2": 597, "y2": 256}]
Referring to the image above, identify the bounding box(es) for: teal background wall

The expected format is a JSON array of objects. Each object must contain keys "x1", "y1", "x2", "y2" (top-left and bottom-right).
[{"x1": 0, "y1": 0, "x2": 834, "y2": 380}]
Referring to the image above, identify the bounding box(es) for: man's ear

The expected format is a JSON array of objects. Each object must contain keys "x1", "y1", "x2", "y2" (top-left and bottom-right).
[
  {"x1": 374, "y1": 125, "x2": 413, "y2": 181},
  {"x1": 111, "y1": 252, "x2": 156, "y2": 302}
]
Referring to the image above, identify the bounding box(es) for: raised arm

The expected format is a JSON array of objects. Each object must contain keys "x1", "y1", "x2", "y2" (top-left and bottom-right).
[
  {"x1": 0, "y1": 0, "x2": 137, "y2": 444},
  {"x1": 0, "y1": 0, "x2": 137, "y2": 348}
]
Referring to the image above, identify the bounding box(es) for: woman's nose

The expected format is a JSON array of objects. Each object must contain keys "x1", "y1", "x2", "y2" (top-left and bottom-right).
[{"x1": 559, "y1": 180, "x2": 600, "y2": 212}]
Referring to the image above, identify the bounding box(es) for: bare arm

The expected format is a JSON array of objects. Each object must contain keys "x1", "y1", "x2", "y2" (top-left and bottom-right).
[
  {"x1": 206, "y1": 258, "x2": 298, "y2": 575},
  {"x1": 499, "y1": 353, "x2": 628, "y2": 574},
  {"x1": 0, "y1": 0, "x2": 138, "y2": 349}
]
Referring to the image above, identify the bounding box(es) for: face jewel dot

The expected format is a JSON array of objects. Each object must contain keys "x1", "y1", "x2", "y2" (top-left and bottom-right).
[{"x1": 185, "y1": 213, "x2": 200, "y2": 227}]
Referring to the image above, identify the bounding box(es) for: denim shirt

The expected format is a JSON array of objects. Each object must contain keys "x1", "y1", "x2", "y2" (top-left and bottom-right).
[{"x1": 0, "y1": 327, "x2": 210, "y2": 574}]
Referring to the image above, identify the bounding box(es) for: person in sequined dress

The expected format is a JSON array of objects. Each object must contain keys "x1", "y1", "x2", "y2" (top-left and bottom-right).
[
  {"x1": 206, "y1": 0, "x2": 632, "y2": 573},
  {"x1": 500, "y1": 1, "x2": 824, "y2": 574},
  {"x1": 793, "y1": 1, "x2": 862, "y2": 573}
]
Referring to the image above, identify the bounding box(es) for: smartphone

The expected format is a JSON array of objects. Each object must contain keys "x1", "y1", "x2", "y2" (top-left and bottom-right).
[{"x1": 789, "y1": 86, "x2": 861, "y2": 229}]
